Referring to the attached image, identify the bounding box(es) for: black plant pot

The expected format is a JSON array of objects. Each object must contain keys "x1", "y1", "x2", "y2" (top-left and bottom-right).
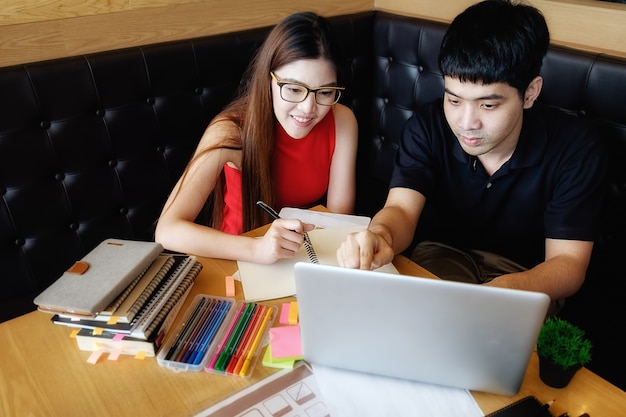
[{"x1": 538, "y1": 355, "x2": 582, "y2": 388}]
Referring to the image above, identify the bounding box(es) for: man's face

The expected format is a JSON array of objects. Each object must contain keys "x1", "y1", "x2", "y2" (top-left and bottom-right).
[{"x1": 443, "y1": 77, "x2": 525, "y2": 159}]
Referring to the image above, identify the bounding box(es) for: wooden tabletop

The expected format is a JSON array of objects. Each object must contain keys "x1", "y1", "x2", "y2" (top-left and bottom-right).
[{"x1": 1, "y1": 246, "x2": 624, "y2": 416}]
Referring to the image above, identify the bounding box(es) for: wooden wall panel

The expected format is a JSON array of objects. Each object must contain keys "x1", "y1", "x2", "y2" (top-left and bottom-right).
[
  {"x1": 376, "y1": 0, "x2": 626, "y2": 58},
  {"x1": 0, "y1": 0, "x2": 624, "y2": 68},
  {"x1": 0, "y1": 0, "x2": 371, "y2": 67}
]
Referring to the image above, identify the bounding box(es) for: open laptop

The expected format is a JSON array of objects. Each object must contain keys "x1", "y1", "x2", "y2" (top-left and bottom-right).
[{"x1": 293, "y1": 262, "x2": 550, "y2": 395}]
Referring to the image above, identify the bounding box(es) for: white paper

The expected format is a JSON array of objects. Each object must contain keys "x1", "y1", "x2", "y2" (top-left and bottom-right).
[
  {"x1": 279, "y1": 207, "x2": 371, "y2": 229},
  {"x1": 312, "y1": 364, "x2": 485, "y2": 417}
]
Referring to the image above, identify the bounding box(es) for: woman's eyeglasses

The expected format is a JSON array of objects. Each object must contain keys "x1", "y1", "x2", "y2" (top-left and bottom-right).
[{"x1": 270, "y1": 72, "x2": 344, "y2": 106}]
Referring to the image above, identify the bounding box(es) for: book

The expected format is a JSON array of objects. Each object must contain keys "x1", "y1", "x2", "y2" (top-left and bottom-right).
[
  {"x1": 237, "y1": 225, "x2": 398, "y2": 301},
  {"x1": 58, "y1": 254, "x2": 175, "y2": 324},
  {"x1": 34, "y1": 239, "x2": 163, "y2": 317},
  {"x1": 51, "y1": 256, "x2": 201, "y2": 337},
  {"x1": 129, "y1": 256, "x2": 199, "y2": 339},
  {"x1": 74, "y1": 278, "x2": 196, "y2": 357}
]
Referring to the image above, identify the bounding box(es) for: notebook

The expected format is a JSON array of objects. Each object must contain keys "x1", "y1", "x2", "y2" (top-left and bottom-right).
[
  {"x1": 238, "y1": 225, "x2": 398, "y2": 301},
  {"x1": 34, "y1": 239, "x2": 163, "y2": 317},
  {"x1": 294, "y1": 262, "x2": 550, "y2": 395}
]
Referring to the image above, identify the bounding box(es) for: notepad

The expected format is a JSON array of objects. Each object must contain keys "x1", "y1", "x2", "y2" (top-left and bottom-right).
[{"x1": 237, "y1": 225, "x2": 399, "y2": 301}]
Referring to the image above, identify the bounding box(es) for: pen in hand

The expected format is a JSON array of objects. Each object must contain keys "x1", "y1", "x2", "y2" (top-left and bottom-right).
[
  {"x1": 256, "y1": 201, "x2": 318, "y2": 262},
  {"x1": 256, "y1": 200, "x2": 311, "y2": 243}
]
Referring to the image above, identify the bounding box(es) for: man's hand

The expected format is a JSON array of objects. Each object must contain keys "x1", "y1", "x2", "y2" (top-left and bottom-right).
[{"x1": 337, "y1": 229, "x2": 395, "y2": 270}]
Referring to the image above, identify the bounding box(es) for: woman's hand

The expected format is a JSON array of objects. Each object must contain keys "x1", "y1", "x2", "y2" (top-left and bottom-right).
[{"x1": 253, "y1": 219, "x2": 315, "y2": 264}]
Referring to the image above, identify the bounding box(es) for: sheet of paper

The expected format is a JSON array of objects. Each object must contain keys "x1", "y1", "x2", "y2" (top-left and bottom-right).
[
  {"x1": 238, "y1": 225, "x2": 398, "y2": 301},
  {"x1": 279, "y1": 207, "x2": 370, "y2": 228},
  {"x1": 312, "y1": 364, "x2": 485, "y2": 417}
]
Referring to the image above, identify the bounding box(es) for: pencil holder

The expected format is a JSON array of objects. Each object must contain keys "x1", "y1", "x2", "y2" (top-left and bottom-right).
[
  {"x1": 205, "y1": 300, "x2": 277, "y2": 378},
  {"x1": 157, "y1": 294, "x2": 237, "y2": 372}
]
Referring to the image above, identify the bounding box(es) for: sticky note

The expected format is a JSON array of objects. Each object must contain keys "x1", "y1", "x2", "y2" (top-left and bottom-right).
[
  {"x1": 288, "y1": 301, "x2": 298, "y2": 325},
  {"x1": 87, "y1": 349, "x2": 104, "y2": 364},
  {"x1": 225, "y1": 275, "x2": 236, "y2": 297},
  {"x1": 279, "y1": 303, "x2": 290, "y2": 325},
  {"x1": 262, "y1": 345, "x2": 297, "y2": 369},
  {"x1": 93, "y1": 327, "x2": 103, "y2": 335},
  {"x1": 107, "y1": 316, "x2": 119, "y2": 325},
  {"x1": 269, "y1": 325, "x2": 302, "y2": 360},
  {"x1": 108, "y1": 349, "x2": 121, "y2": 361},
  {"x1": 69, "y1": 329, "x2": 79, "y2": 338}
]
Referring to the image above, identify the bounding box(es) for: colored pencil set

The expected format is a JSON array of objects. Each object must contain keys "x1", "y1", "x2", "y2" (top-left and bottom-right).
[
  {"x1": 206, "y1": 301, "x2": 275, "y2": 377},
  {"x1": 157, "y1": 294, "x2": 275, "y2": 376}
]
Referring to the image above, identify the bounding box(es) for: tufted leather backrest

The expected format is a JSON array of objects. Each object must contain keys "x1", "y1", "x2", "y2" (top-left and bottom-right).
[
  {"x1": 0, "y1": 13, "x2": 374, "y2": 321},
  {"x1": 1, "y1": 11, "x2": 625, "y2": 325},
  {"x1": 0, "y1": 27, "x2": 270, "y2": 319}
]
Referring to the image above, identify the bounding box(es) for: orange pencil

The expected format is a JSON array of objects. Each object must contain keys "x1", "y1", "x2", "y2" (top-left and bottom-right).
[
  {"x1": 225, "y1": 304, "x2": 260, "y2": 374},
  {"x1": 239, "y1": 307, "x2": 273, "y2": 376}
]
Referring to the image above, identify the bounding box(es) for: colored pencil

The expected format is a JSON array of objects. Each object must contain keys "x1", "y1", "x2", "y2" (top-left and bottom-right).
[{"x1": 239, "y1": 306, "x2": 273, "y2": 376}]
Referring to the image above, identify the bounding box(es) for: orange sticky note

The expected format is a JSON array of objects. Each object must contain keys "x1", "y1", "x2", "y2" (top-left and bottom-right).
[{"x1": 225, "y1": 275, "x2": 235, "y2": 297}]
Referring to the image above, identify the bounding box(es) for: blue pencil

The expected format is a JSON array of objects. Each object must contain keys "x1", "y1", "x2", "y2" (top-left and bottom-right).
[{"x1": 189, "y1": 300, "x2": 232, "y2": 365}]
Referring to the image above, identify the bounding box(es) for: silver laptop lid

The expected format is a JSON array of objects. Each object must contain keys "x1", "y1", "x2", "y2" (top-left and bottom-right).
[{"x1": 294, "y1": 262, "x2": 550, "y2": 395}]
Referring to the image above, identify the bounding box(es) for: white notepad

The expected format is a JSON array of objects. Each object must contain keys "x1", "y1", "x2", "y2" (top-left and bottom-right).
[{"x1": 237, "y1": 225, "x2": 398, "y2": 301}]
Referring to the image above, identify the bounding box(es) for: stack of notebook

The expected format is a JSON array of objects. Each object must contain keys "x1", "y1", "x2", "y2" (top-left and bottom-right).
[{"x1": 33, "y1": 239, "x2": 202, "y2": 357}]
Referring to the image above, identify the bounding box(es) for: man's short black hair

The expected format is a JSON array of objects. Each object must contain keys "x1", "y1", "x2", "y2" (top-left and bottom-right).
[{"x1": 439, "y1": 0, "x2": 550, "y2": 96}]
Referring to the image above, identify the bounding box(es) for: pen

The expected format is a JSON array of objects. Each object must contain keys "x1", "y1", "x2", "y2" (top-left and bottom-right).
[{"x1": 256, "y1": 201, "x2": 317, "y2": 252}]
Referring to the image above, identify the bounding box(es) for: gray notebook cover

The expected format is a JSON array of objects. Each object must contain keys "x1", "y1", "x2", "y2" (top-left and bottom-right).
[{"x1": 34, "y1": 239, "x2": 163, "y2": 317}]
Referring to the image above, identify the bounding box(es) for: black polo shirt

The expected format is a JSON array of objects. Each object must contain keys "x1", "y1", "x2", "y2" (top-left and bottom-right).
[{"x1": 390, "y1": 99, "x2": 607, "y2": 268}]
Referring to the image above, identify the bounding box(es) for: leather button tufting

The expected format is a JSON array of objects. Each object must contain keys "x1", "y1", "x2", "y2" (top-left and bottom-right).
[
  {"x1": 14, "y1": 238, "x2": 25, "y2": 247},
  {"x1": 195, "y1": 87, "x2": 203, "y2": 95},
  {"x1": 119, "y1": 207, "x2": 129, "y2": 215},
  {"x1": 96, "y1": 109, "x2": 105, "y2": 117},
  {"x1": 108, "y1": 160, "x2": 117, "y2": 168},
  {"x1": 69, "y1": 223, "x2": 79, "y2": 231},
  {"x1": 146, "y1": 97, "x2": 155, "y2": 105},
  {"x1": 418, "y1": 66, "x2": 424, "y2": 73},
  {"x1": 55, "y1": 173, "x2": 65, "y2": 181},
  {"x1": 40, "y1": 120, "x2": 50, "y2": 129}
]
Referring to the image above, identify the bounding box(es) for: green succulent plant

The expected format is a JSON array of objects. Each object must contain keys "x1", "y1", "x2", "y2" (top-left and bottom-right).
[{"x1": 536, "y1": 317, "x2": 592, "y2": 370}]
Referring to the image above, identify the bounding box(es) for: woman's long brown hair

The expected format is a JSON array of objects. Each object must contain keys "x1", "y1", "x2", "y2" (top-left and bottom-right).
[{"x1": 176, "y1": 12, "x2": 341, "y2": 233}]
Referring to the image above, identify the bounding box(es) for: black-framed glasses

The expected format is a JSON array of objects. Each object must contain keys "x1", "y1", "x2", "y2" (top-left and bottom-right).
[{"x1": 270, "y1": 72, "x2": 344, "y2": 106}]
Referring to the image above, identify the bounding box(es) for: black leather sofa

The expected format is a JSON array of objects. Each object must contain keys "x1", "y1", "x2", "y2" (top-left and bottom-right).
[{"x1": 1, "y1": 11, "x2": 624, "y2": 389}]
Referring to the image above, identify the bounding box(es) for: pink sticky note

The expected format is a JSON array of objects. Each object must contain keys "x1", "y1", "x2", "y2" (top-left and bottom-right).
[
  {"x1": 269, "y1": 325, "x2": 302, "y2": 359},
  {"x1": 279, "y1": 303, "x2": 291, "y2": 325}
]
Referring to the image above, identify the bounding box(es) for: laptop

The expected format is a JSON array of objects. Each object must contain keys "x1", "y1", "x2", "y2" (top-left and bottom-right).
[{"x1": 293, "y1": 262, "x2": 550, "y2": 395}]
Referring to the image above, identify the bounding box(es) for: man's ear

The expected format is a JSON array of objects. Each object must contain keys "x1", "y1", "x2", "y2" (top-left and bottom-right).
[{"x1": 523, "y1": 76, "x2": 543, "y2": 109}]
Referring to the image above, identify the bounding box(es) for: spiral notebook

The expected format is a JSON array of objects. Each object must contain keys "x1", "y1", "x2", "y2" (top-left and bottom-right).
[{"x1": 237, "y1": 225, "x2": 398, "y2": 301}]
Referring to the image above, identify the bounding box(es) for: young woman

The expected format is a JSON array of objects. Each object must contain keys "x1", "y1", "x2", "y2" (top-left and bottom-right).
[{"x1": 155, "y1": 12, "x2": 358, "y2": 264}]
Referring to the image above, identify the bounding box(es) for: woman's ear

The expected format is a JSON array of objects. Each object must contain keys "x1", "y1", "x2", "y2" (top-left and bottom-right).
[{"x1": 523, "y1": 76, "x2": 543, "y2": 109}]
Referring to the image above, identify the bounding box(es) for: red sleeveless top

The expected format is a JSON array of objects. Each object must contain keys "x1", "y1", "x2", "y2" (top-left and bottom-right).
[{"x1": 221, "y1": 110, "x2": 336, "y2": 234}]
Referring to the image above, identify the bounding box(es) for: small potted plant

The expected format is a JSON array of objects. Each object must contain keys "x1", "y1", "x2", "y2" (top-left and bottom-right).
[{"x1": 536, "y1": 317, "x2": 592, "y2": 388}]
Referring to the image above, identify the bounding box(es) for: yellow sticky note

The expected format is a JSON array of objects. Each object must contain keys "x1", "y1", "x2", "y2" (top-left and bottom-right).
[
  {"x1": 135, "y1": 351, "x2": 147, "y2": 360},
  {"x1": 288, "y1": 301, "x2": 298, "y2": 325}
]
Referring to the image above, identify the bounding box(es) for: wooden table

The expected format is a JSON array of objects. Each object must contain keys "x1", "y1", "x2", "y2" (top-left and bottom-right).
[{"x1": 2, "y1": 253, "x2": 624, "y2": 416}]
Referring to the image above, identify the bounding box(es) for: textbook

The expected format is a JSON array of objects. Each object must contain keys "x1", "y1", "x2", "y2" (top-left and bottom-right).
[
  {"x1": 237, "y1": 225, "x2": 398, "y2": 301},
  {"x1": 34, "y1": 239, "x2": 163, "y2": 317}
]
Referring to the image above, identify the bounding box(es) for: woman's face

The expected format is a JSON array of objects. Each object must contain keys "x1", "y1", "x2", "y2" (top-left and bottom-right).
[{"x1": 270, "y1": 58, "x2": 338, "y2": 139}]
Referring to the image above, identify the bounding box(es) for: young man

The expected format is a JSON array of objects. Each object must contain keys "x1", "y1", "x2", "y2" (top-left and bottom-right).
[{"x1": 337, "y1": 0, "x2": 606, "y2": 309}]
